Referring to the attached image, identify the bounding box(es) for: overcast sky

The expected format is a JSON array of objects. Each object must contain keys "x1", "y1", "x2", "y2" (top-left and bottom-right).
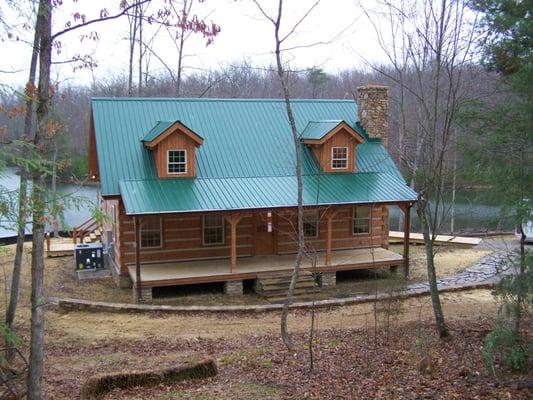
[{"x1": 0, "y1": 0, "x2": 388, "y2": 89}]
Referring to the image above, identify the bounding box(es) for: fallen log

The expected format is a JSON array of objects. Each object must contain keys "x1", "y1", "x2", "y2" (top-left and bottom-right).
[{"x1": 80, "y1": 358, "x2": 217, "y2": 399}]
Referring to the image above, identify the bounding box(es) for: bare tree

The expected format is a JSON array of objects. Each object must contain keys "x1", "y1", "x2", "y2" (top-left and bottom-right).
[
  {"x1": 26, "y1": 2, "x2": 52, "y2": 396},
  {"x1": 251, "y1": 0, "x2": 320, "y2": 351},
  {"x1": 3, "y1": 21, "x2": 39, "y2": 363},
  {"x1": 363, "y1": 0, "x2": 482, "y2": 337},
  {"x1": 24, "y1": 2, "x2": 153, "y2": 396}
]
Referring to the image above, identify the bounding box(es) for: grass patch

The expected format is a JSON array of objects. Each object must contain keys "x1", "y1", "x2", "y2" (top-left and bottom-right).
[
  {"x1": 259, "y1": 358, "x2": 273, "y2": 368},
  {"x1": 325, "y1": 338, "x2": 340, "y2": 348},
  {"x1": 162, "y1": 383, "x2": 282, "y2": 400},
  {"x1": 218, "y1": 352, "x2": 249, "y2": 365}
]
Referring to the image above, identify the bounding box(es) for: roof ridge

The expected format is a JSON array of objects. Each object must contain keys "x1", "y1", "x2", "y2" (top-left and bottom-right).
[{"x1": 91, "y1": 97, "x2": 355, "y2": 103}]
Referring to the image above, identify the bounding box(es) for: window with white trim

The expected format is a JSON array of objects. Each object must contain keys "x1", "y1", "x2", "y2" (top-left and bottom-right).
[
  {"x1": 203, "y1": 214, "x2": 224, "y2": 245},
  {"x1": 167, "y1": 149, "x2": 187, "y2": 174},
  {"x1": 140, "y1": 216, "x2": 162, "y2": 248},
  {"x1": 331, "y1": 147, "x2": 348, "y2": 169},
  {"x1": 353, "y1": 206, "x2": 371, "y2": 235},
  {"x1": 303, "y1": 210, "x2": 319, "y2": 238}
]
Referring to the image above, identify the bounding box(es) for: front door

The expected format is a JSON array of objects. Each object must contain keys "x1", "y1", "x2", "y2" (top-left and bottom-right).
[{"x1": 255, "y1": 211, "x2": 275, "y2": 255}]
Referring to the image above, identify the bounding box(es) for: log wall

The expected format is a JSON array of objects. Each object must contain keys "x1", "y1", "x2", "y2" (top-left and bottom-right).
[{"x1": 106, "y1": 201, "x2": 390, "y2": 275}]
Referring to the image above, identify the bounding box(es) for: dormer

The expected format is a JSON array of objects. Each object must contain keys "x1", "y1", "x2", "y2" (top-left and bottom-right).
[
  {"x1": 301, "y1": 120, "x2": 364, "y2": 173},
  {"x1": 142, "y1": 120, "x2": 203, "y2": 178}
]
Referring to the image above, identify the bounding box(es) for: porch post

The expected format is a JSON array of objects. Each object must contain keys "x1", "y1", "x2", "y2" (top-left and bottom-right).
[
  {"x1": 326, "y1": 215, "x2": 333, "y2": 266},
  {"x1": 225, "y1": 214, "x2": 243, "y2": 273},
  {"x1": 325, "y1": 210, "x2": 337, "y2": 266},
  {"x1": 134, "y1": 216, "x2": 142, "y2": 302},
  {"x1": 401, "y1": 203, "x2": 411, "y2": 278}
]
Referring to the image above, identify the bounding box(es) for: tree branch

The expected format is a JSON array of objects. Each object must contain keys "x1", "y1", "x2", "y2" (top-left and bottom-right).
[{"x1": 51, "y1": 0, "x2": 151, "y2": 41}]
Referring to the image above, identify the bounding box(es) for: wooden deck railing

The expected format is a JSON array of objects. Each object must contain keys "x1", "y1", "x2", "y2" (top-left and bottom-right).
[{"x1": 72, "y1": 217, "x2": 99, "y2": 244}]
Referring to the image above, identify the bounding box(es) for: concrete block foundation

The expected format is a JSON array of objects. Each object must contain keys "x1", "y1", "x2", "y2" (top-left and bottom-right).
[
  {"x1": 133, "y1": 287, "x2": 153, "y2": 303},
  {"x1": 320, "y1": 272, "x2": 336, "y2": 287},
  {"x1": 224, "y1": 280, "x2": 243, "y2": 295}
]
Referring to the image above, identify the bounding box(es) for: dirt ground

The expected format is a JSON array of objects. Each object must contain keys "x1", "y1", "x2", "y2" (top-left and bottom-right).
[
  {"x1": 24, "y1": 291, "x2": 533, "y2": 399},
  {"x1": 0, "y1": 243, "x2": 531, "y2": 399}
]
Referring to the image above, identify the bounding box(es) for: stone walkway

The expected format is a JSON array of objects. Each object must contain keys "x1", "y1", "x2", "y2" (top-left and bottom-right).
[{"x1": 406, "y1": 251, "x2": 517, "y2": 294}]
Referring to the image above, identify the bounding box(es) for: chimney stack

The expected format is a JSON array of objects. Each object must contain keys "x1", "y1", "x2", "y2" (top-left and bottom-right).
[{"x1": 357, "y1": 84, "x2": 389, "y2": 147}]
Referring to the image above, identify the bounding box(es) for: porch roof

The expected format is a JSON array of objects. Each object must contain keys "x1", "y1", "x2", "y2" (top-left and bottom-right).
[{"x1": 119, "y1": 172, "x2": 417, "y2": 215}]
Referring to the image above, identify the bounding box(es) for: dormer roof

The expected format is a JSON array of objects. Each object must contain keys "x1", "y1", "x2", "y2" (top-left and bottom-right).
[
  {"x1": 301, "y1": 120, "x2": 364, "y2": 145},
  {"x1": 142, "y1": 120, "x2": 204, "y2": 149}
]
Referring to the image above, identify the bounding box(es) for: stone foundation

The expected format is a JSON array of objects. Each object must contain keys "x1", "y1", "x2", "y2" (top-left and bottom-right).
[
  {"x1": 224, "y1": 280, "x2": 243, "y2": 295},
  {"x1": 133, "y1": 287, "x2": 152, "y2": 303},
  {"x1": 320, "y1": 272, "x2": 336, "y2": 287}
]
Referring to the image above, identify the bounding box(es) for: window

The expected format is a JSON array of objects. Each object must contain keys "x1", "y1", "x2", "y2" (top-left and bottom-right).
[
  {"x1": 303, "y1": 210, "x2": 319, "y2": 238},
  {"x1": 331, "y1": 147, "x2": 348, "y2": 169},
  {"x1": 203, "y1": 214, "x2": 224, "y2": 245},
  {"x1": 353, "y1": 206, "x2": 371, "y2": 235},
  {"x1": 167, "y1": 149, "x2": 187, "y2": 174},
  {"x1": 140, "y1": 216, "x2": 162, "y2": 248}
]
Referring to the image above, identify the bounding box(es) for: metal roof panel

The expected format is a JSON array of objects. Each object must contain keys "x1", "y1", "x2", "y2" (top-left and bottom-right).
[{"x1": 119, "y1": 173, "x2": 417, "y2": 214}]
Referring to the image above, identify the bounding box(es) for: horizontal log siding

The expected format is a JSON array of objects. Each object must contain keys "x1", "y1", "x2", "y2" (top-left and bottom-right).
[
  {"x1": 276, "y1": 205, "x2": 389, "y2": 254},
  {"x1": 118, "y1": 212, "x2": 253, "y2": 273}
]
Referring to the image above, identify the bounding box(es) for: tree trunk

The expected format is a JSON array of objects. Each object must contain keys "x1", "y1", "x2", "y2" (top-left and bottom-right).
[
  {"x1": 513, "y1": 224, "x2": 526, "y2": 335},
  {"x1": 417, "y1": 196, "x2": 449, "y2": 338},
  {"x1": 450, "y1": 129, "x2": 457, "y2": 234},
  {"x1": 271, "y1": 0, "x2": 304, "y2": 352},
  {"x1": 127, "y1": 5, "x2": 138, "y2": 96},
  {"x1": 51, "y1": 142, "x2": 59, "y2": 237},
  {"x1": 176, "y1": 0, "x2": 189, "y2": 97},
  {"x1": 5, "y1": 23, "x2": 40, "y2": 359},
  {"x1": 138, "y1": 3, "x2": 143, "y2": 96},
  {"x1": 27, "y1": 1, "x2": 52, "y2": 398}
]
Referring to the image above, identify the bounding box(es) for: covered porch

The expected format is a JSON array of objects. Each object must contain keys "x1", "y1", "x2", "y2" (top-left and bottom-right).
[
  {"x1": 127, "y1": 202, "x2": 414, "y2": 301},
  {"x1": 127, "y1": 247, "x2": 405, "y2": 299}
]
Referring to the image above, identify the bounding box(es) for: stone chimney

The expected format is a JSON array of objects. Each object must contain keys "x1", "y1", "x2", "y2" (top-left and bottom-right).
[{"x1": 356, "y1": 84, "x2": 389, "y2": 147}]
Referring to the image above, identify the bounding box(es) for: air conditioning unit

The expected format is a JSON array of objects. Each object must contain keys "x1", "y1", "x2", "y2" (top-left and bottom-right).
[{"x1": 74, "y1": 243, "x2": 104, "y2": 270}]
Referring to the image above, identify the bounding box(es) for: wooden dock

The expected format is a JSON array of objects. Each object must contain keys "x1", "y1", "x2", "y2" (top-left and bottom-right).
[{"x1": 389, "y1": 231, "x2": 482, "y2": 246}]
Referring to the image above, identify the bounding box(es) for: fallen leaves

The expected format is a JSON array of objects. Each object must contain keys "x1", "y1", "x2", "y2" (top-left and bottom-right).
[{"x1": 40, "y1": 319, "x2": 532, "y2": 399}]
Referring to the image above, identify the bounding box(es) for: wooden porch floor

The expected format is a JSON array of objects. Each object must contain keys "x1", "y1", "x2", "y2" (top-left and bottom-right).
[{"x1": 127, "y1": 247, "x2": 405, "y2": 288}]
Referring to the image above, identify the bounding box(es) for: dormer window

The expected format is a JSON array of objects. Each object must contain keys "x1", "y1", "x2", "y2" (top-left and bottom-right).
[
  {"x1": 331, "y1": 147, "x2": 348, "y2": 169},
  {"x1": 142, "y1": 120, "x2": 203, "y2": 179},
  {"x1": 301, "y1": 120, "x2": 364, "y2": 173},
  {"x1": 168, "y1": 149, "x2": 187, "y2": 174}
]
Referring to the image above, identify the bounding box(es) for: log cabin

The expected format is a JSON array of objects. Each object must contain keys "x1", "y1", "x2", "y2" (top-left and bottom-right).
[{"x1": 88, "y1": 85, "x2": 417, "y2": 301}]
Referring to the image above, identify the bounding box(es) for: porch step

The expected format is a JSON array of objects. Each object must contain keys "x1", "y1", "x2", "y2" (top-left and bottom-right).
[{"x1": 254, "y1": 270, "x2": 320, "y2": 298}]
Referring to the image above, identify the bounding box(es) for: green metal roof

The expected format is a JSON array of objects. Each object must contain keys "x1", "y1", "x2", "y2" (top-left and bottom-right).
[
  {"x1": 91, "y1": 97, "x2": 416, "y2": 213},
  {"x1": 301, "y1": 120, "x2": 343, "y2": 140},
  {"x1": 142, "y1": 121, "x2": 175, "y2": 142},
  {"x1": 119, "y1": 173, "x2": 416, "y2": 215}
]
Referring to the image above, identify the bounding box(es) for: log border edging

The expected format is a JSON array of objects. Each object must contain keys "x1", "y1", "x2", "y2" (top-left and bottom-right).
[
  {"x1": 49, "y1": 278, "x2": 498, "y2": 315},
  {"x1": 80, "y1": 358, "x2": 217, "y2": 399}
]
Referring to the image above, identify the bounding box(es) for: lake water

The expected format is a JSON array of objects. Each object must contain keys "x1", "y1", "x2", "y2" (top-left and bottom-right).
[
  {"x1": 0, "y1": 167, "x2": 98, "y2": 239},
  {"x1": 0, "y1": 167, "x2": 511, "y2": 239}
]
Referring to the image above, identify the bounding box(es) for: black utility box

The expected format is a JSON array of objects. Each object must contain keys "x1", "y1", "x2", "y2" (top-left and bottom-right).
[{"x1": 74, "y1": 243, "x2": 104, "y2": 270}]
